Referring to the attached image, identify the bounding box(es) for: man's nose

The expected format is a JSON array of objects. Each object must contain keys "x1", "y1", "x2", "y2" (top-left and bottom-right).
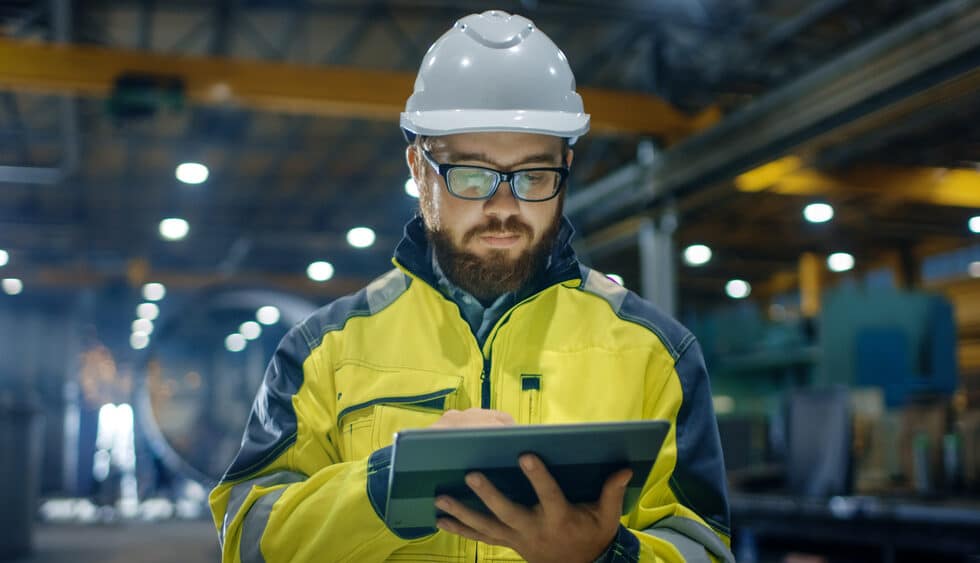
[{"x1": 483, "y1": 179, "x2": 520, "y2": 218}]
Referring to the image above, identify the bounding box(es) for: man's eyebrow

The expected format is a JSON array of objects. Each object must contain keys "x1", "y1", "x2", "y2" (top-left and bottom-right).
[{"x1": 443, "y1": 151, "x2": 562, "y2": 168}]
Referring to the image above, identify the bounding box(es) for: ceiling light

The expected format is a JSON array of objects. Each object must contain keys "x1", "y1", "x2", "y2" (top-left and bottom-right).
[
  {"x1": 683, "y1": 244, "x2": 712, "y2": 266},
  {"x1": 132, "y1": 318, "x2": 154, "y2": 335},
  {"x1": 159, "y1": 218, "x2": 190, "y2": 241},
  {"x1": 712, "y1": 395, "x2": 735, "y2": 415},
  {"x1": 725, "y1": 279, "x2": 751, "y2": 299},
  {"x1": 307, "y1": 261, "x2": 334, "y2": 282},
  {"x1": 347, "y1": 227, "x2": 376, "y2": 249},
  {"x1": 225, "y1": 333, "x2": 246, "y2": 353},
  {"x1": 239, "y1": 321, "x2": 262, "y2": 340},
  {"x1": 827, "y1": 252, "x2": 855, "y2": 273},
  {"x1": 606, "y1": 273, "x2": 625, "y2": 286},
  {"x1": 130, "y1": 331, "x2": 149, "y2": 350},
  {"x1": 0, "y1": 249, "x2": 7, "y2": 267},
  {"x1": 256, "y1": 306, "x2": 280, "y2": 325},
  {"x1": 804, "y1": 203, "x2": 834, "y2": 224},
  {"x1": 136, "y1": 302, "x2": 160, "y2": 321},
  {"x1": 142, "y1": 282, "x2": 166, "y2": 302},
  {"x1": 175, "y1": 162, "x2": 209, "y2": 185},
  {"x1": 2, "y1": 278, "x2": 23, "y2": 295},
  {"x1": 969, "y1": 216, "x2": 980, "y2": 234},
  {"x1": 404, "y1": 178, "x2": 420, "y2": 198}
]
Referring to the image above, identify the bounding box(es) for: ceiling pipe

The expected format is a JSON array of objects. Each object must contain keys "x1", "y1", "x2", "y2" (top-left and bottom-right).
[{"x1": 569, "y1": 0, "x2": 980, "y2": 249}]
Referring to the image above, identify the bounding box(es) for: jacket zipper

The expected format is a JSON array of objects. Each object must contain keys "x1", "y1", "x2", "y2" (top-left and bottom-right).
[
  {"x1": 477, "y1": 291, "x2": 547, "y2": 412},
  {"x1": 480, "y1": 358, "x2": 492, "y2": 409}
]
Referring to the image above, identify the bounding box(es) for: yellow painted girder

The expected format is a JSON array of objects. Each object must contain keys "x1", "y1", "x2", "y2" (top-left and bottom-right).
[
  {"x1": 0, "y1": 38, "x2": 716, "y2": 138},
  {"x1": 845, "y1": 167, "x2": 980, "y2": 208},
  {"x1": 735, "y1": 155, "x2": 980, "y2": 207}
]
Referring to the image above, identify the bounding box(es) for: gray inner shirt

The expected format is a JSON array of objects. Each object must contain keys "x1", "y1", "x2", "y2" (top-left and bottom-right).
[{"x1": 431, "y1": 250, "x2": 519, "y2": 346}]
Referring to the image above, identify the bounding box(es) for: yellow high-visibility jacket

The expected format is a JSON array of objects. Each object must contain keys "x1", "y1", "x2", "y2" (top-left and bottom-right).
[{"x1": 210, "y1": 217, "x2": 732, "y2": 563}]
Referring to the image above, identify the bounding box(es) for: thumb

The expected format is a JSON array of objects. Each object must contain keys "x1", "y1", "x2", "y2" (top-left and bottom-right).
[{"x1": 598, "y1": 468, "x2": 633, "y2": 520}]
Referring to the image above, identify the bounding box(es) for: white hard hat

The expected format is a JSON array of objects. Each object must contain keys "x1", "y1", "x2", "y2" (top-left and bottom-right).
[{"x1": 401, "y1": 10, "x2": 589, "y2": 145}]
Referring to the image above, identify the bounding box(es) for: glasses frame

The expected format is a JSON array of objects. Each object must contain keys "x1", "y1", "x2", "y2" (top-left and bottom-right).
[{"x1": 420, "y1": 149, "x2": 569, "y2": 202}]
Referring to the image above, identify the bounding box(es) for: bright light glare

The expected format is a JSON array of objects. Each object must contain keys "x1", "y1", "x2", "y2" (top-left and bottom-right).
[
  {"x1": 804, "y1": 203, "x2": 834, "y2": 223},
  {"x1": 347, "y1": 227, "x2": 376, "y2": 249},
  {"x1": 132, "y1": 318, "x2": 154, "y2": 335},
  {"x1": 225, "y1": 333, "x2": 246, "y2": 352},
  {"x1": 136, "y1": 302, "x2": 160, "y2": 321},
  {"x1": 404, "y1": 178, "x2": 420, "y2": 198},
  {"x1": 827, "y1": 252, "x2": 855, "y2": 273},
  {"x1": 2, "y1": 278, "x2": 23, "y2": 295},
  {"x1": 159, "y1": 218, "x2": 190, "y2": 241},
  {"x1": 130, "y1": 331, "x2": 149, "y2": 350},
  {"x1": 0, "y1": 249, "x2": 7, "y2": 267},
  {"x1": 142, "y1": 282, "x2": 166, "y2": 301},
  {"x1": 240, "y1": 321, "x2": 262, "y2": 340},
  {"x1": 606, "y1": 274, "x2": 625, "y2": 286},
  {"x1": 175, "y1": 162, "x2": 209, "y2": 185},
  {"x1": 307, "y1": 261, "x2": 335, "y2": 282},
  {"x1": 683, "y1": 244, "x2": 712, "y2": 266},
  {"x1": 713, "y1": 395, "x2": 736, "y2": 415},
  {"x1": 257, "y1": 305, "x2": 280, "y2": 325},
  {"x1": 726, "y1": 279, "x2": 751, "y2": 299},
  {"x1": 969, "y1": 216, "x2": 980, "y2": 234}
]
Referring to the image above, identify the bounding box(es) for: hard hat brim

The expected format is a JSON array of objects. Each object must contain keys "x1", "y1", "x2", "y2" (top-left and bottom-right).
[{"x1": 400, "y1": 109, "x2": 589, "y2": 139}]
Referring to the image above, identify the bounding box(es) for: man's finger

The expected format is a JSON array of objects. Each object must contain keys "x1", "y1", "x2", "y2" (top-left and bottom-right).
[
  {"x1": 436, "y1": 517, "x2": 500, "y2": 546},
  {"x1": 597, "y1": 468, "x2": 633, "y2": 521},
  {"x1": 465, "y1": 472, "x2": 529, "y2": 527},
  {"x1": 490, "y1": 410, "x2": 516, "y2": 425},
  {"x1": 435, "y1": 495, "x2": 512, "y2": 541},
  {"x1": 519, "y1": 454, "x2": 568, "y2": 515}
]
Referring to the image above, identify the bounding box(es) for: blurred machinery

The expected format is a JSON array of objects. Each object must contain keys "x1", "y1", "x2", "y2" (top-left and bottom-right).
[
  {"x1": 693, "y1": 286, "x2": 979, "y2": 561},
  {"x1": 695, "y1": 286, "x2": 958, "y2": 413}
]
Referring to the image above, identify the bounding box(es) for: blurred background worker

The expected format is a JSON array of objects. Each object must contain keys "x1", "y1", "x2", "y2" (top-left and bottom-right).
[
  {"x1": 210, "y1": 11, "x2": 731, "y2": 563},
  {"x1": 3, "y1": 1, "x2": 980, "y2": 562}
]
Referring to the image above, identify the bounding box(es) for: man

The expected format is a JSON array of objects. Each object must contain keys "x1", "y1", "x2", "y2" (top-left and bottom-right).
[{"x1": 210, "y1": 10, "x2": 732, "y2": 563}]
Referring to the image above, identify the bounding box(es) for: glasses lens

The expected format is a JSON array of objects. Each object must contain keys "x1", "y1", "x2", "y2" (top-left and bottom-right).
[
  {"x1": 513, "y1": 170, "x2": 561, "y2": 200},
  {"x1": 447, "y1": 168, "x2": 497, "y2": 198}
]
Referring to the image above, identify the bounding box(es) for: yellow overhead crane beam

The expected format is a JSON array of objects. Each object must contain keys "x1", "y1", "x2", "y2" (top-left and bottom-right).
[
  {"x1": 0, "y1": 38, "x2": 718, "y2": 139},
  {"x1": 735, "y1": 155, "x2": 980, "y2": 207}
]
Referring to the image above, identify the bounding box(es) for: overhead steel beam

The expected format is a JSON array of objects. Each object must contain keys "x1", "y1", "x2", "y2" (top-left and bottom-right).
[
  {"x1": 569, "y1": 0, "x2": 980, "y2": 233},
  {"x1": 734, "y1": 156, "x2": 980, "y2": 208},
  {"x1": 0, "y1": 38, "x2": 713, "y2": 138},
  {"x1": 757, "y1": 0, "x2": 852, "y2": 52}
]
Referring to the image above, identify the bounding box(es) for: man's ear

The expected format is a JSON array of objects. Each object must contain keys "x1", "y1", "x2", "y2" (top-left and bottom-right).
[
  {"x1": 406, "y1": 144, "x2": 422, "y2": 184},
  {"x1": 565, "y1": 147, "x2": 574, "y2": 168}
]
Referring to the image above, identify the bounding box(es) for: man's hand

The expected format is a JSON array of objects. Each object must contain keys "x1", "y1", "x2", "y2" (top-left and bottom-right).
[
  {"x1": 429, "y1": 407, "x2": 516, "y2": 429},
  {"x1": 434, "y1": 453, "x2": 633, "y2": 563}
]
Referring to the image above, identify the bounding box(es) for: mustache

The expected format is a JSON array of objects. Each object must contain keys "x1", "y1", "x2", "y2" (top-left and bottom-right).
[{"x1": 462, "y1": 216, "x2": 534, "y2": 244}]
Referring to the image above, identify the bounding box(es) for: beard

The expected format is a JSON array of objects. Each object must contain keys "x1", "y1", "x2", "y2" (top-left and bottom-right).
[{"x1": 426, "y1": 209, "x2": 562, "y2": 303}]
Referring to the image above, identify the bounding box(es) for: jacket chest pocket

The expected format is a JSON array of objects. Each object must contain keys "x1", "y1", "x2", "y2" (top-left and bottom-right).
[
  {"x1": 505, "y1": 349, "x2": 649, "y2": 424},
  {"x1": 334, "y1": 362, "x2": 465, "y2": 461},
  {"x1": 519, "y1": 374, "x2": 542, "y2": 425}
]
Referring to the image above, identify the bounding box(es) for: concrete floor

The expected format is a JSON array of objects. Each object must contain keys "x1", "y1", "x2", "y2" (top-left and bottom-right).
[{"x1": 9, "y1": 520, "x2": 220, "y2": 563}]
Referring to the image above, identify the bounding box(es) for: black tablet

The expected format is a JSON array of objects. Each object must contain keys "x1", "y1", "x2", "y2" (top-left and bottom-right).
[{"x1": 384, "y1": 420, "x2": 670, "y2": 529}]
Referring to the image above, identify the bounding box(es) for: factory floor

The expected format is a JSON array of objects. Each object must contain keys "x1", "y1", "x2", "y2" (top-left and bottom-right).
[{"x1": 10, "y1": 519, "x2": 219, "y2": 563}]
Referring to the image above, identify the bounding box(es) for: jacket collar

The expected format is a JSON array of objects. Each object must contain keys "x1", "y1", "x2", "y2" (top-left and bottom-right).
[{"x1": 393, "y1": 214, "x2": 582, "y2": 295}]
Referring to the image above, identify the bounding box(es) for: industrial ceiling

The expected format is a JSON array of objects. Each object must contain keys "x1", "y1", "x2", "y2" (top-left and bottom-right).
[{"x1": 1, "y1": 0, "x2": 978, "y2": 328}]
